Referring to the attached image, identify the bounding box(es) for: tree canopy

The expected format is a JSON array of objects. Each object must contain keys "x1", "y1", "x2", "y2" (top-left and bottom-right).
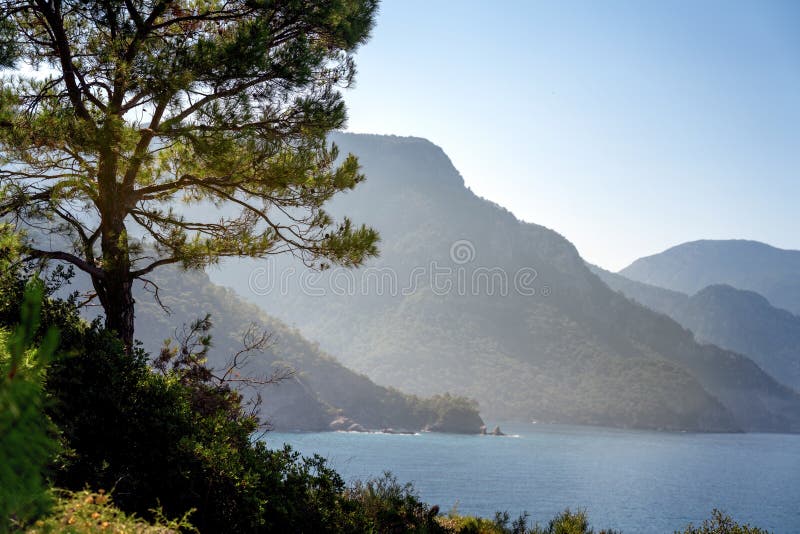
[{"x1": 0, "y1": 0, "x2": 380, "y2": 348}]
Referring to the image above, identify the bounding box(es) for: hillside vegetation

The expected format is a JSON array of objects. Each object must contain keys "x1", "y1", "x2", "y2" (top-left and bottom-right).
[
  {"x1": 592, "y1": 265, "x2": 800, "y2": 393},
  {"x1": 209, "y1": 133, "x2": 800, "y2": 432},
  {"x1": 65, "y1": 264, "x2": 483, "y2": 434}
]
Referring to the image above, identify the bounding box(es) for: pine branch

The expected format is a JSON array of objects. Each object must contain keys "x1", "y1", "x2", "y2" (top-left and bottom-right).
[{"x1": 26, "y1": 248, "x2": 104, "y2": 278}]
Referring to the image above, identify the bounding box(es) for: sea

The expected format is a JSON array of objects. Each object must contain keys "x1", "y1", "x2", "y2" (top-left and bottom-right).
[{"x1": 266, "y1": 423, "x2": 800, "y2": 533}]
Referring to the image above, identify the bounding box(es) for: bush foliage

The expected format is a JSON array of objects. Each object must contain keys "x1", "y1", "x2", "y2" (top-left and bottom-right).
[
  {"x1": 24, "y1": 490, "x2": 194, "y2": 534},
  {"x1": 0, "y1": 277, "x2": 59, "y2": 529},
  {"x1": 677, "y1": 509, "x2": 771, "y2": 534}
]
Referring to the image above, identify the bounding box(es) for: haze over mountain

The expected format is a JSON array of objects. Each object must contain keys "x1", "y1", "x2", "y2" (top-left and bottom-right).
[
  {"x1": 592, "y1": 266, "x2": 800, "y2": 393},
  {"x1": 208, "y1": 133, "x2": 800, "y2": 433},
  {"x1": 620, "y1": 240, "x2": 800, "y2": 316},
  {"x1": 59, "y1": 263, "x2": 484, "y2": 434}
]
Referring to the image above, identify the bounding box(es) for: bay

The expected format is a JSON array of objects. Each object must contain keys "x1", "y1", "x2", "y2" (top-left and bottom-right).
[{"x1": 266, "y1": 423, "x2": 800, "y2": 533}]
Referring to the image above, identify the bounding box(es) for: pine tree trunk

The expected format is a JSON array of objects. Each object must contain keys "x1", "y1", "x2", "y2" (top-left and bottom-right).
[
  {"x1": 102, "y1": 273, "x2": 135, "y2": 352},
  {"x1": 94, "y1": 131, "x2": 136, "y2": 352},
  {"x1": 93, "y1": 218, "x2": 136, "y2": 352}
]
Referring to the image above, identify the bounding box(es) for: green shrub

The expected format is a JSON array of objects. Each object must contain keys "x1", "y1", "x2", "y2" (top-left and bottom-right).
[
  {"x1": 677, "y1": 509, "x2": 771, "y2": 534},
  {"x1": 528, "y1": 509, "x2": 590, "y2": 534},
  {"x1": 345, "y1": 472, "x2": 445, "y2": 533},
  {"x1": 436, "y1": 513, "x2": 505, "y2": 533},
  {"x1": 438, "y1": 509, "x2": 620, "y2": 534},
  {"x1": 43, "y1": 320, "x2": 371, "y2": 532},
  {"x1": 0, "y1": 280, "x2": 60, "y2": 531},
  {"x1": 24, "y1": 489, "x2": 195, "y2": 533}
]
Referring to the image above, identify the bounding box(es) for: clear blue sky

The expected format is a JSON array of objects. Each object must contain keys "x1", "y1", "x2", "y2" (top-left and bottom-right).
[{"x1": 341, "y1": 0, "x2": 800, "y2": 270}]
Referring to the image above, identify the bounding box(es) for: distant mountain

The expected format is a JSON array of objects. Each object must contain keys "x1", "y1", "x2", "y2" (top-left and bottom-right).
[
  {"x1": 620, "y1": 240, "x2": 800, "y2": 315},
  {"x1": 590, "y1": 266, "x2": 800, "y2": 393},
  {"x1": 208, "y1": 132, "x2": 800, "y2": 433},
  {"x1": 67, "y1": 265, "x2": 484, "y2": 434}
]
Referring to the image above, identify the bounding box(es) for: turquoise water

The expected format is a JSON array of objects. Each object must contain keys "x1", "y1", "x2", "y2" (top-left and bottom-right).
[{"x1": 266, "y1": 423, "x2": 800, "y2": 533}]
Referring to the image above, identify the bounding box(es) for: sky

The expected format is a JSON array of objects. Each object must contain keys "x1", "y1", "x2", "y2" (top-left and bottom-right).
[{"x1": 341, "y1": 0, "x2": 800, "y2": 271}]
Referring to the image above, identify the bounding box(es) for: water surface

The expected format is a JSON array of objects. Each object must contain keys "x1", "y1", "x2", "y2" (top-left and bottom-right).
[{"x1": 266, "y1": 423, "x2": 800, "y2": 533}]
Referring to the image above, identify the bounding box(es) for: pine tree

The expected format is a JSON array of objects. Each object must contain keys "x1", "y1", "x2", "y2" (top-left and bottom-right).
[{"x1": 0, "y1": 0, "x2": 380, "y2": 350}]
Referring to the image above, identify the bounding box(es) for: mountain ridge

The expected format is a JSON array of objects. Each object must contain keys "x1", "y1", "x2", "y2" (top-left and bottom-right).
[
  {"x1": 620, "y1": 239, "x2": 800, "y2": 315},
  {"x1": 591, "y1": 265, "x2": 800, "y2": 393},
  {"x1": 208, "y1": 132, "x2": 800, "y2": 433}
]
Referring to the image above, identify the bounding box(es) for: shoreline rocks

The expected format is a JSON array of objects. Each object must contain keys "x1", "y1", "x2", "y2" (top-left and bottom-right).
[
  {"x1": 329, "y1": 415, "x2": 483, "y2": 435},
  {"x1": 479, "y1": 425, "x2": 505, "y2": 436}
]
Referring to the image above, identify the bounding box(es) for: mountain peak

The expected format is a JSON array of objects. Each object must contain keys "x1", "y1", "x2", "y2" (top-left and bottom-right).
[
  {"x1": 693, "y1": 283, "x2": 768, "y2": 302},
  {"x1": 330, "y1": 131, "x2": 466, "y2": 190},
  {"x1": 664, "y1": 239, "x2": 791, "y2": 254},
  {"x1": 620, "y1": 239, "x2": 800, "y2": 315}
]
